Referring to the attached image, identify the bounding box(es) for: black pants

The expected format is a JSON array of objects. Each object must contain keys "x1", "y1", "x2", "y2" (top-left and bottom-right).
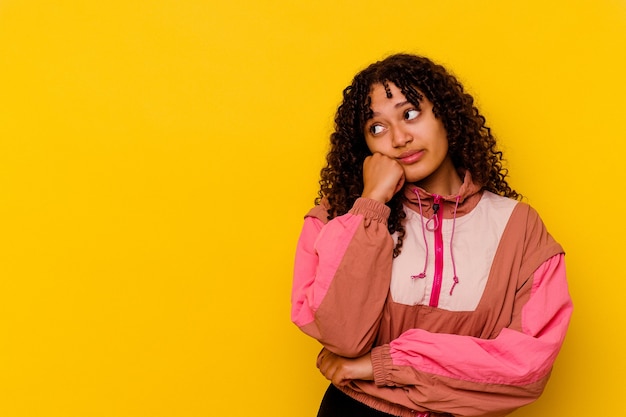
[{"x1": 317, "y1": 384, "x2": 398, "y2": 417}]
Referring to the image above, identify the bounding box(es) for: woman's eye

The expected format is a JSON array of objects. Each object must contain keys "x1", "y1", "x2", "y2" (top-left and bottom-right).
[
  {"x1": 369, "y1": 124, "x2": 385, "y2": 135},
  {"x1": 405, "y1": 109, "x2": 419, "y2": 120}
]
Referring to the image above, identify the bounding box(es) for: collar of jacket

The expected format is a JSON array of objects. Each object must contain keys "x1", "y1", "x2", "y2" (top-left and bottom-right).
[{"x1": 402, "y1": 170, "x2": 484, "y2": 219}]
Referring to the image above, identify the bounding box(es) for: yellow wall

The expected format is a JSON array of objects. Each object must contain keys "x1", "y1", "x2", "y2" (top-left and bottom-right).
[{"x1": 0, "y1": 0, "x2": 624, "y2": 415}]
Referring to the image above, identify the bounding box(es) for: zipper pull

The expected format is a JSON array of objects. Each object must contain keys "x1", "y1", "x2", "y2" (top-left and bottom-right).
[
  {"x1": 432, "y1": 195, "x2": 442, "y2": 214},
  {"x1": 426, "y1": 195, "x2": 441, "y2": 231}
]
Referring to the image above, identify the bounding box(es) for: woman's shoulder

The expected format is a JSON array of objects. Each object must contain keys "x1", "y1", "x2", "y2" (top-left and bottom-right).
[
  {"x1": 480, "y1": 192, "x2": 545, "y2": 224},
  {"x1": 480, "y1": 190, "x2": 521, "y2": 209},
  {"x1": 484, "y1": 193, "x2": 557, "y2": 246},
  {"x1": 304, "y1": 198, "x2": 331, "y2": 224}
]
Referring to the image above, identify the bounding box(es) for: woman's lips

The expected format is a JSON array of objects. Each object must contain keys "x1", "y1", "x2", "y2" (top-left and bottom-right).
[{"x1": 397, "y1": 150, "x2": 424, "y2": 164}]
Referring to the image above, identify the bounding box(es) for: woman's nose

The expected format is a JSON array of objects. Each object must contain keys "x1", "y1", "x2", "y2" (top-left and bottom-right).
[{"x1": 391, "y1": 126, "x2": 412, "y2": 147}]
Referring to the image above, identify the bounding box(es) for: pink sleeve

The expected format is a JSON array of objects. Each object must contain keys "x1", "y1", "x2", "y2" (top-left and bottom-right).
[
  {"x1": 371, "y1": 254, "x2": 572, "y2": 416},
  {"x1": 291, "y1": 198, "x2": 394, "y2": 357}
]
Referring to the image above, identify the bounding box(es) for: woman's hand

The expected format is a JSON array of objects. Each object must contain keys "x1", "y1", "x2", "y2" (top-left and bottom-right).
[
  {"x1": 362, "y1": 153, "x2": 405, "y2": 204},
  {"x1": 316, "y1": 348, "x2": 374, "y2": 386}
]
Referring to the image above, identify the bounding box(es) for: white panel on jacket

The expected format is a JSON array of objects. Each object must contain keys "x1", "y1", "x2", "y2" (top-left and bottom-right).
[{"x1": 390, "y1": 192, "x2": 517, "y2": 311}]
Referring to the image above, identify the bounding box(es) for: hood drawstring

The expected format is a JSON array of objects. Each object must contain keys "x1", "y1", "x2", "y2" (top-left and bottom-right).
[
  {"x1": 411, "y1": 190, "x2": 428, "y2": 280},
  {"x1": 449, "y1": 195, "x2": 461, "y2": 295},
  {"x1": 410, "y1": 189, "x2": 462, "y2": 297}
]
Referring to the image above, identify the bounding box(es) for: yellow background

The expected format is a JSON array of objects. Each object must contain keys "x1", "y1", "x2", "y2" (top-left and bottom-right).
[{"x1": 0, "y1": 0, "x2": 624, "y2": 416}]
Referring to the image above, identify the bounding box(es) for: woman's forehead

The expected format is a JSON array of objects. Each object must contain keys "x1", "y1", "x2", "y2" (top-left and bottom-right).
[{"x1": 367, "y1": 81, "x2": 424, "y2": 103}]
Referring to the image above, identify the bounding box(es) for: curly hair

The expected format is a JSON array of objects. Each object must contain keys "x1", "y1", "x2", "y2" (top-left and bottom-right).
[{"x1": 316, "y1": 53, "x2": 520, "y2": 257}]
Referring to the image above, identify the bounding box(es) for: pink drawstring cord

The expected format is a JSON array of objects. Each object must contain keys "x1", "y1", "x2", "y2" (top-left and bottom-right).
[
  {"x1": 449, "y1": 195, "x2": 461, "y2": 295},
  {"x1": 411, "y1": 189, "x2": 428, "y2": 279}
]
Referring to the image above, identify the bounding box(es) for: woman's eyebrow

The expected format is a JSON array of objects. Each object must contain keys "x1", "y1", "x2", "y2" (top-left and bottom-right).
[{"x1": 371, "y1": 100, "x2": 413, "y2": 116}]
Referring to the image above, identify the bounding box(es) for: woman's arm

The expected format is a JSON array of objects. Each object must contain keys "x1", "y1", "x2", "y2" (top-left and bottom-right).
[
  {"x1": 367, "y1": 254, "x2": 572, "y2": 416},
  {"x1": 291, "y1": 198, "x2": 394, "y2": 358}
]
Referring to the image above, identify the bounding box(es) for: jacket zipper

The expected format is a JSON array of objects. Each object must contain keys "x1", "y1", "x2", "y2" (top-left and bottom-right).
[{"x1": 429, "y1": 195, "x2": 444, "y2": 307}]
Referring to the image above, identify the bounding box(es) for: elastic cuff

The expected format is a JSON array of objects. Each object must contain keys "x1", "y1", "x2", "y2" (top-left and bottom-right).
[
  {"x1": 349, "y1": 198, "x2": 391, "y2": 224},
  {"x1": 371, "y1": 345, "x2": 392, "y2": 386}
]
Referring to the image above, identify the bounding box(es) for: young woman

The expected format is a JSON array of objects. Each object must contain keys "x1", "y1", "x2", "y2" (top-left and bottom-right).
[{"x1": 291, "y1": 54, "x2": 572, "y2": 417}]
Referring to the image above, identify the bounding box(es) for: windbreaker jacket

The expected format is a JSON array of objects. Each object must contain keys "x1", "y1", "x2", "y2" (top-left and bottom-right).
[{"x1": 291, "y1": 172, "x2": 573, "y2": 417}]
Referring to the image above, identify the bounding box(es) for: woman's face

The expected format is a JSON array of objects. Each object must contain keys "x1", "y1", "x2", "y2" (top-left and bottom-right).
[{"x1": 363, "y1": 82, "x2": 460, "y2": 194}]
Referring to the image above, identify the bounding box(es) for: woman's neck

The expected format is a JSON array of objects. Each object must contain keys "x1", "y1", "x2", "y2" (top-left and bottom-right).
[{"x1": 415, "y1": 158, "x2": 463, "y2": 196}]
